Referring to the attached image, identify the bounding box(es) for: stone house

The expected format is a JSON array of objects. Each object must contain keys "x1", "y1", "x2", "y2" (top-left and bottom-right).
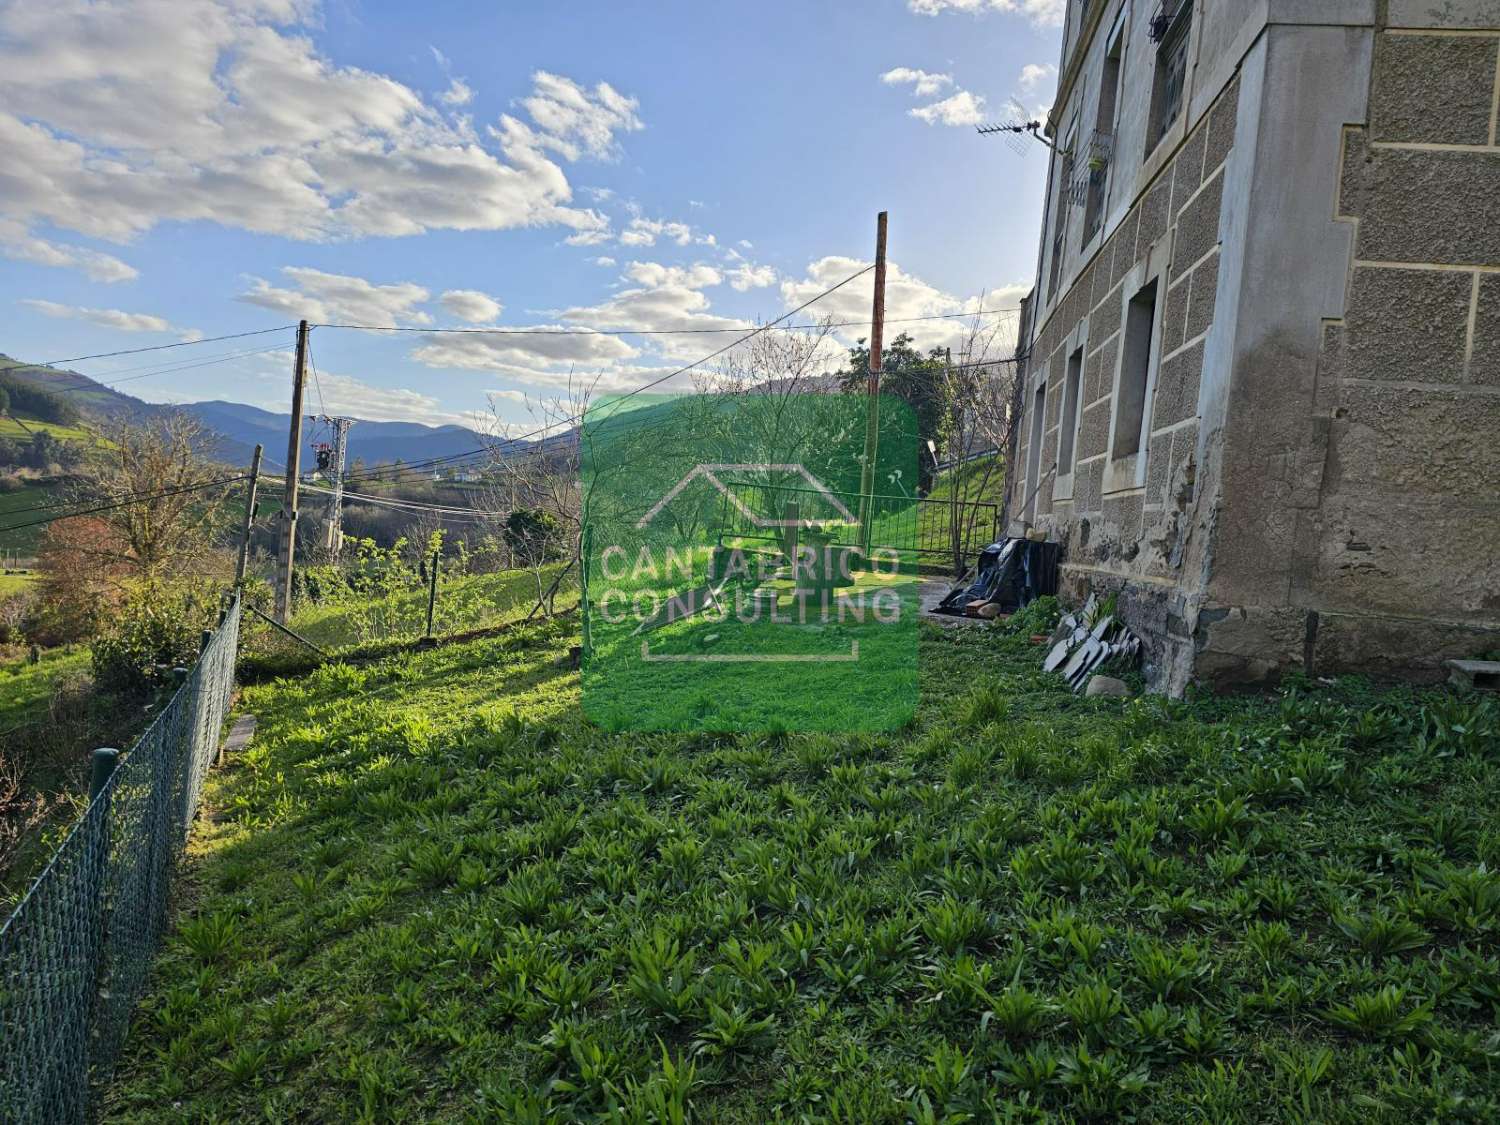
[{"x1": 1004, "y1": 0, "x2": 1500, "y2": 692}]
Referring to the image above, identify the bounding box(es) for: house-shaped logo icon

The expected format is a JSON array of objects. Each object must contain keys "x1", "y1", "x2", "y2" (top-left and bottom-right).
[{"x1": 634, "y1": 463, "x2": 855, "y2": 530}]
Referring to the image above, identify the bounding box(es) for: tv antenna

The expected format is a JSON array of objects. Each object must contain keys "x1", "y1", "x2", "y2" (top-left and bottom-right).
[{"x1": 977, "y1": 96, "x2": 1055, "y2": 154}]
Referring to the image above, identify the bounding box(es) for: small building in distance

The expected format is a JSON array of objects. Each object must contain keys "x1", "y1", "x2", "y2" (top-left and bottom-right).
[{"x1": 1004, "y1": 0, "x2": 1500, "y2": 693}]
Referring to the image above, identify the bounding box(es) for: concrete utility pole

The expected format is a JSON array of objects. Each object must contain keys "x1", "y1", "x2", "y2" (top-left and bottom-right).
[
  {"x1": 274, "y1": 320, "x2": 309, "y2": 623},
  {"x1": 858, "y1": 211, "x2": 888, "y2": 555},
  {"x1": 234, "y1": 443, "x2": 263, "y2": 587},
  {"x1": 319, "y1": 415, "x2": 355, "y2": 558}
]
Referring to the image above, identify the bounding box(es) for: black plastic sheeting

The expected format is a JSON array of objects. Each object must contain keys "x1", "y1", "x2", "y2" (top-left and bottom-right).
[{"x1": 934, "y1": 538, "x2": 1060, "y2": 616}]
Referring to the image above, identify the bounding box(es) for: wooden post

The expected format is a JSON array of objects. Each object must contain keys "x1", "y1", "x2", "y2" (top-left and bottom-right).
[
  {"x1": 234, "y1": 443, "x2": 263, "y2": 588},
  {"x1": 858, "y1": 212, "x2": 888, "y2": 555},
  {"x1": 274, "y1": 322, "x2": 309, "y2": 624},
  {"x1": 425, "y1": 549, "x2": 441, "y2": 638}
]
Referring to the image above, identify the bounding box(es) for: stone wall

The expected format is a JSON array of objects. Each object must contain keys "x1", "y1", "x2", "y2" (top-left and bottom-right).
[
  {"x1": 1010, "y1": 74, "x2": 1242, "y2": 687},
  {"x1": 1011, "y1": 2, "x2": 1500, "y2": 692},
  {"x1": 1298, "y1": 16, "x2": 1500, "y2": 677}
]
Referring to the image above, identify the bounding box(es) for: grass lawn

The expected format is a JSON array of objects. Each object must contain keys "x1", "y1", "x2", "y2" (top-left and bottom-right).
[
  {"x1": 927, "y1": 454, "x2": 1003, "y2": 507},
  {"x1": 0, "y1": 645, "x2": 90, "y2": 723},
  {"x1": 104, "y1": 617, "x2": 1500, "y2": 1121},
  {"x1": 0, "y1": 570, "x2": 37, "y2": 597},
  {"x1": 0, "y1": 645, "x2": 103, "y2": 903}
]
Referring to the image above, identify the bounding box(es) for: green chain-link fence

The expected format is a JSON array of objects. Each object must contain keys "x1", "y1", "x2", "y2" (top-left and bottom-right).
[
  {"x1": 715, "y1": 481, "x2": 999, "y2": 571},
  {"x1": 0, "y1": 593, "x2": 241, "y2": 1123}
]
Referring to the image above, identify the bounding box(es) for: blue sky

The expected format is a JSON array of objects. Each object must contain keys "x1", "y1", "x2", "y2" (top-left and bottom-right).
[{"x1": 0, "y1": 0, "x2": 1061, "y2": 434}]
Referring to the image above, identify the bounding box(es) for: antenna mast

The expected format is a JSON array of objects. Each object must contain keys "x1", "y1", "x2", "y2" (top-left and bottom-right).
[{"x1": 316, "y1": 415, "x2": 356, "y2": 558}]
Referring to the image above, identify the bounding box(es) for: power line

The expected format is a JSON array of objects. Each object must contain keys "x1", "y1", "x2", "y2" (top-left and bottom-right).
[
  {"x1": 34, "y1": 326, "x2": 297, "y2": 368},
  {"x1": 282, "y1": 480, "x2": 492, "y2": 516},
  {"x1": 60, "y1": 345, "x2": 293, "y2": 394},
  {"x1": 334, "y1": 262, "x2": 877, "y2": 486},
  {"x1": 277, "y1": 481, "x2": 492, "y2": 522},
  {"x1": 307, "y1": 333, "x2": 327, "y2": 418},
  {"x1": 333, "y1": 359, "x2": 1018, "y2": 492},
  {"x1": 311, "y1": 306, "x2": 1021, "y2": 337},
  {"x1": 0, "y1": 475, "x2": 249, "y2": 534},
  {"x1": 0, "y1": 344, "x2": 295, "y2": 397}
]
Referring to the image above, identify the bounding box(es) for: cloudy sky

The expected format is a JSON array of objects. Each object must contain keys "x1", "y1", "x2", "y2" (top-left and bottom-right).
[{"x1": 0, "y1": 0, "x2": 1061, "y2": 432}]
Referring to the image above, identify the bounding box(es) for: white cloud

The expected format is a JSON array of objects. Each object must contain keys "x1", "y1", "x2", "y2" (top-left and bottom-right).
[
  {"x1": 1019, "y1": 62, "x2": 1057, "y2": 93},
  {"x1": 440, "y1": 288, "x2": 502, "y2": 323},
  {"x1": 907, "y1": 0, "x2": 1065, "y2": 27},
  {"x1": 440, "y1": 78, "x2": 473, "y2": 107},
  {"x1": 19, "y1": 298, "x2": 178, "y2": 333},
  {"x1": 561, "y1": 287, "x2": 745, "y2": 334},
  {"x1": 410, "y1": 325, "x2": 638, "y2": 374},
  {"x1": 622, "y1": 261, "x2": 722, "y2": 290},
  {"x1": 727, "y1": 263, "x2": 777, "y2": 291},
  {"x1": 880, "y1": 67, "x2": 954, "y2": 97},
  {"x1": 0, "y1": 2, "x2": 643, "y2": 266},
  {"x1": 590, "y1": 256, "x2": 617, "y2": 267},
  {"x1": 489, "y1": 388, "x2": 529, "y2": 404},
  {"x1": 0, "y1": 220, "x2": 138, "y2": 282},
  {"x1": 239, "y1": 267, "x2": 432, "y2": 327},
  {"x1": 910, "y1": 89, "x2": 988, "y2": 127},
  {"x1": 780, "y1": 255, "x2": 1026, "y2": 354},
  {"x1": 510, "y1": 70, "x2": 642, "y2": 162},
  {"x1": 265, "y1": 366, "x2": 469, "y2": 425},
  {"x1": 619, "y1": 216, "x2": 695, "y2": 247}
]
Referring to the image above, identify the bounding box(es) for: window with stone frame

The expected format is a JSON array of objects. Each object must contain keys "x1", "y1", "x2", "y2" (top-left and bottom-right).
[
  {"x1": 1146, "y1": 0, "x2": 1191, "y2": 154},
  {"x1": 1024, "y1": 381, "x2": 1047, "y2": 516},
  {"x1": 1047, "y1": 120, "x2": 1078, "y2": 302},
  {"x1": 1057, "y1": 346, "x2": 1084, "y2": 476},
  {"x1": 1112, "y1": 279, "x2": 1159, "y2": 459},
  {"x1": 1083, "y1": 28, "x2": 1125, "y2": 242}
]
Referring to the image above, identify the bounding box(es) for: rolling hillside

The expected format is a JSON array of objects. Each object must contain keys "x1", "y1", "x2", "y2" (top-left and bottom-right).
[{"x1": 0, "y1": 352, "x2": 496, "y2": 468}]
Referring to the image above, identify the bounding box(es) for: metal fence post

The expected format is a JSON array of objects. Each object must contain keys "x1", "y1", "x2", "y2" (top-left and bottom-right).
[
  {"x1": 0, "y1": 593, "x2": 246, "y2": 1120},
  {"x1": 88, "y1": 748, "x2": 120, "y2": 804},
  {"x1": 425, "y1": 549, "x2": 441, "y2": 639},
  {"x1": 80, "y1": 747, "x2": 120, "y2": 1118}
]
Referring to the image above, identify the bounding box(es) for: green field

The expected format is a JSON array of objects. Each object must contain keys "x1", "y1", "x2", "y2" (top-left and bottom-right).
[
  {"x1": 0, "y1": 646, "x2": 89, "y2": 725},
  {"x1": 0, "y1": 571, "x2": 37, "y2": 597},
  {"x1": 285, "y1": 565, "x2": 577, "y2": 650},
  {"x1": 927, "y1": 453, "x2": 1004, "y2": 507},
  {"x1": 0, "y1": 416, "x2": 96, "y2": 444},
  {"x1": 103, "y1": 615, "x2": 1500, "y2": 1121},
  {"x1": 0, "y1": 478, "x2": 72, "y2": 553}
]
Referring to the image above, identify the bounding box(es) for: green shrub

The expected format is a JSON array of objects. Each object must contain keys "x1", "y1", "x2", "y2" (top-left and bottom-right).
[
  {"x1": 90, "y1": 592, "x2": 204, "y2": 696},
  {"x1": 504, "y1": 508, "x2": 563, "y2": 567},
  {"x1": 1006, "y1": 594, "x2": 1060, "y2": 636}
]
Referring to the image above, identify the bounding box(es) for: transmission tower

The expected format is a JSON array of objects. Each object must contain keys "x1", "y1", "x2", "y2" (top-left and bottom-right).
[{"x1": 315, "y1": 416, "x2": 356, "y2": 557}]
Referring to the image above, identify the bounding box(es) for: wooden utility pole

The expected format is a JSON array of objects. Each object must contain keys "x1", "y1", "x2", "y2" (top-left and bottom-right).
[
  {"x1": 274, "y1": 321, "x2": 309, "y2": 623},
  {"x1": 858, "y1": 211, "x2": 888, "y2": 554},
  {"x1": 234, "y1": 443, "x2": 264, "y2": 587}
]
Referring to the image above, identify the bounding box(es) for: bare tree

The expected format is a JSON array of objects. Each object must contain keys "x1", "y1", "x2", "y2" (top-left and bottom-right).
[
  {"x1": 937, "y1": 314, "x2": 1022, "y2": 571},
  {"x1": 486, "y1": 370, "x2": 600, "y2": 616},
  {"x1": 66, "y1": 413, "x2": 233, "y2": 585}
]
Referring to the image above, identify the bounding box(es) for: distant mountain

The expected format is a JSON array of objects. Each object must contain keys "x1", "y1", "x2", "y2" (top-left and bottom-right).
[
  {"x1": 182, "y1": 400, "x2": 491, "y2": 469},
  {"x1": 0, "y1": 353, "x2": 500, "y2": 468}
]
